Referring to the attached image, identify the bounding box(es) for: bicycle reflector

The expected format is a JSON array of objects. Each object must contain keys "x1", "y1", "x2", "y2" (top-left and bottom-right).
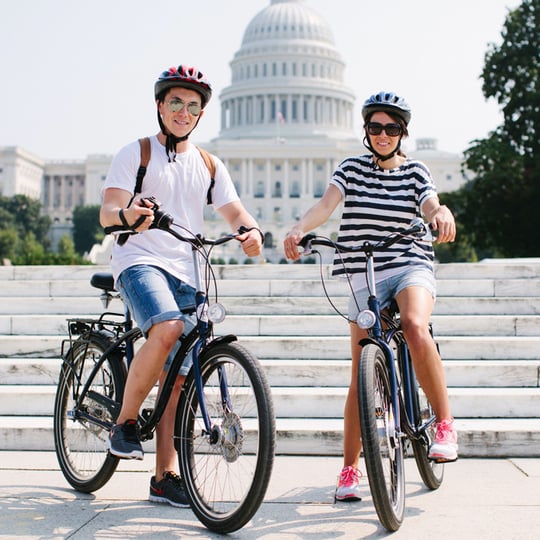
[{"x1": 357, "y1": 309, "x2": 376, "y2": 329}]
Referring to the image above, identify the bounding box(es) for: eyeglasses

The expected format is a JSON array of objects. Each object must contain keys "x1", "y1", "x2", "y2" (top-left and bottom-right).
[
  {"x1": 366, "y1": 122, "x2": 402, "y2": 137},
  {"x1": 166, "y1": 98, "x2": 202, "y2": 117}
]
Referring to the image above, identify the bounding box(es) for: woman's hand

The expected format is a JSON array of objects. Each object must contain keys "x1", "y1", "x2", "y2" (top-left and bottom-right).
[{"x1": 283, "y1": 226, "x2": 305, "y2": 261}]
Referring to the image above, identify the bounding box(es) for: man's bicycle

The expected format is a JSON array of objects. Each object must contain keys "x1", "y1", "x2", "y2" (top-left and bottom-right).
[
  {"x1": 53, "y1": 206, "x2": 275, "y2": 534},
  {"x1": 299, "y1": 218, "x2": 444, "y2": 531}
]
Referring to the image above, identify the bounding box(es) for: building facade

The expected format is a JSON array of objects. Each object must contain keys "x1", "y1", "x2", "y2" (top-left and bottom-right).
[{"x1": 0, "y1": 0, "x2": 467, "y2": 261}]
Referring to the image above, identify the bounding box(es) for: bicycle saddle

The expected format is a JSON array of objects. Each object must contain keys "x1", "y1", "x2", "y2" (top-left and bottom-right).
[{"x1": 90, "y1": 272, "x2": 116, "y2": 292}]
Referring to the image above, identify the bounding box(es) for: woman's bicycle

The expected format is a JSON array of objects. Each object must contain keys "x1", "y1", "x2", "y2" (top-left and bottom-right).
[
  {"x1": 53, "y1": 205, "x2": 276, "y2": 534},
  {"x1": 299, "y1": 218, "x2": 444, "y2": 532}
]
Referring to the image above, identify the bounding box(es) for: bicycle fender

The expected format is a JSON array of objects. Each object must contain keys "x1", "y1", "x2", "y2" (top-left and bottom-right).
[{"x1": 201, "y1": 334, "x2": 238, "y2": 353}]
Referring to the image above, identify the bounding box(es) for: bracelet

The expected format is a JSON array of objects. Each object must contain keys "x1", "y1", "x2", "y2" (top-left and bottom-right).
[
  {"x1": 118, "y1": 208, "x2": 132, "y2": 229},
  {"x1": 238, "y1": 225, "x2": 265, "y2": 244}
]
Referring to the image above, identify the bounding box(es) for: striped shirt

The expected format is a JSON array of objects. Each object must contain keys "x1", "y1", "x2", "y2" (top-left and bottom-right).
[{"x1": 330, "y1": 154, "x2": 438, "y2": 283}]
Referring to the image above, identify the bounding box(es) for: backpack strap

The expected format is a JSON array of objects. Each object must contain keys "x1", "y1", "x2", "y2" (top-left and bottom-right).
[
  {"x1": 116, "y1": 137, "x2": 152, "y2": 246},
  {"x1": 197, "y1": 146, "x2": 216, "y2": 205},
  {"x1": 115, "y1": 140, "x2": 216, "y2": 245},
  {"x1": 135, "y1": 137, "x2": 151, "y2": 195}
]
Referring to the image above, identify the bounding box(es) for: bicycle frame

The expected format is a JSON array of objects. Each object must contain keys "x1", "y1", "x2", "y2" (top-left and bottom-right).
[
  {"x1": 361, "y1": 248, "x2": 438, "y2": 448},
  {"x1": 360, "y1": 246, "x2": 404, "y2": 446},
  {"x1": 61, "y1": 229, "x2": 240, "y2": 442},
  {"x1": 300, "y1": 219, "x2": 438, "y2": 443}
]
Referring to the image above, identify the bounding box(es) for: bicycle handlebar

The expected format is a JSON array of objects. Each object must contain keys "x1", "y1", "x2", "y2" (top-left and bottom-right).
[
  {"x1": 104, "y1": 197, "x2": 262, "y2": 248},
  {"x1": 299, "y1": 218, "x2": 437, "y2": 256}
]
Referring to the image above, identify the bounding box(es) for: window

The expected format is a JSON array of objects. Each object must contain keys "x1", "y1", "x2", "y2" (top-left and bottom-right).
[
  {"x1": 254, "y1": 181, "x2": 264, "y2": 198},
  {"x1": 314, "y1": 181, "x2": 325, "y2": 198}
]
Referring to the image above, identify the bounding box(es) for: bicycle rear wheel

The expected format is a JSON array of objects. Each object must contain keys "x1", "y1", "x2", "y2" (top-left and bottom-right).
[
  {"x1": 359, "y1": 343, "x2": 405, "y2": 532},
  {"x1": 410, "y1": 382, "x2": 444, "y2": 489},
  {"x1": 54, "y1": 333, "x2": 125, "y2": 493},
  {"x1": 176, "y1": 341, "x2": 275, "y2": 534}
]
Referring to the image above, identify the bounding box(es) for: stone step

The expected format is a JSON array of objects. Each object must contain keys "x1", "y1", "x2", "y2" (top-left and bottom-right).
[
  {"x1": 2, "y1": 334, "x2": 539, "y2": 360},
  {"x1": 1, "y1": 260, "x2": 540, "y2": 281},
  {"x1": 0, "y1": 415, "x2": 538, "y2": 457},
  {"x1": 3, "y1": 295, "x2": 540, "y2": 316},
  {"x1": 1, "y1": 313, "x2": 539, "y2": 337},
  {"x1": 1, "y1": 384, "x2": 538, "y2": 418},
  {"x1": 1, "y1": 277, "x2": 540, "y2": 299},
  {"x1": 1, "y1": 357, "x2": 538, "y2": 388}
]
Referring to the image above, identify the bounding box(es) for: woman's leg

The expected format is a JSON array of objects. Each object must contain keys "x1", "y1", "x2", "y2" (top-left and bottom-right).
[{"x1": 395, "y1": 286, "x2": 451, "y2": 421}]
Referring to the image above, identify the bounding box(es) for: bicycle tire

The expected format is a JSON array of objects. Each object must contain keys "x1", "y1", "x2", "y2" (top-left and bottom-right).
[
  {"x1": 176, "y1": 341, "x2": 275, "y2": 534},
  {"x1": 54, "y1": 332, "x2": 125, "y2": 493},
  {"x1": 410, "y1": 381, "x2": 444, "y2": 490},
  {"x1": 359, "y1": 343, "x2": 405, "y2": 532}
]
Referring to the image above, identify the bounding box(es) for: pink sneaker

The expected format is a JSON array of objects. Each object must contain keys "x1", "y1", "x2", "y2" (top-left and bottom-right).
[
  {"x1": 428, "y1": 418, "x2": 458, "y2": 462},
  {"x1": 335, "y1": 466, "x2": 362, "y2": 501}
]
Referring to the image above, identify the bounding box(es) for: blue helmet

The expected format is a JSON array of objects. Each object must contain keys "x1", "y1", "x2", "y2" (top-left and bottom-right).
[{"x1": 361, "y1": 91, "x2": 412, "y2": 125}]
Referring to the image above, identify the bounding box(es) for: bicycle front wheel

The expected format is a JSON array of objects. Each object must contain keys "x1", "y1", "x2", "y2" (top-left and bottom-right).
[
  {"x1": 359, "y1": 343, "x2": 405, "y2": 532},
  {"x1": 54, "y1": 333, "x2": 125, "y2": 493},
  {"x1": 176, "y1": 341, "x2": 275, "y2": 534}
]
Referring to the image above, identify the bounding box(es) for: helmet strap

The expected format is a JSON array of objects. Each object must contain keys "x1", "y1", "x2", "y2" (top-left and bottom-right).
[
  {"x1": 363, "y1": 135, "x2": 402, "y2": 164},
  {"x1": 157, "y1": 111, "x2": 200, "y2": 162}
]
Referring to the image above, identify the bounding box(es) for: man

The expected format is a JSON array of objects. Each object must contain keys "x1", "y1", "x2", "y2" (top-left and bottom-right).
[{"x1": 100, "y1": 65, "x2": 263, "y2": 507}]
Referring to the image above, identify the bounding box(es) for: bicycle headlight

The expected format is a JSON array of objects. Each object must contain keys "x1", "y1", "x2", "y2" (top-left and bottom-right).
[
  {"x1": 208, "y1": 302, "x2": 226, "y2": 323},
  {"x1": 357, "y1": 309, "x2": 376, "y2": 329}
]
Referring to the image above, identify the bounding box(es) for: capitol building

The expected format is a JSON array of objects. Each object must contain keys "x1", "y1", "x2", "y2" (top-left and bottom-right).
[{"x1": 0, "y1": 0, "x2": 467, "y2": 263}]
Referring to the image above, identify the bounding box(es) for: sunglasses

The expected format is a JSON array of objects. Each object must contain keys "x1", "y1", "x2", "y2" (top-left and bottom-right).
[
  {"x1": 366, "y1": 122, "x2": 402, "y2": 137},
  {"x1": 166, "y1": 98, "x2": 202, "y2": 117}
]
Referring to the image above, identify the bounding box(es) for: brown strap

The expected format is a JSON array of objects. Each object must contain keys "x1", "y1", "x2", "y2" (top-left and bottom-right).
[
  {"x1": 197, "y1": 146, "x2": 216, "y2": 178},
  {"x1": 139, "y1": 137, "x2": 151, "y2": 168},
  {"x1": 196, "y1": 146, "x2": 216, "y2": 204}
]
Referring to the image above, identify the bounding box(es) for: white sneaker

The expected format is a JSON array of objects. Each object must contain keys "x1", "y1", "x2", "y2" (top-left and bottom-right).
[
  {"x1": 335, "y1": 466, "x2": 362, "y2": 501},
  {"x1": 428, "y1": 418, "x2": 458, "y2": 462}
]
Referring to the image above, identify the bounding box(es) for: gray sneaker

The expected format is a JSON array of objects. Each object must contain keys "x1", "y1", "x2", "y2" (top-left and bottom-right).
[
  {"x1": 107, "y1": 419, "x2": 144, "y2": 460},
  {"x1": 149, "y1": 471, "x2": 189, "y2": 508}
]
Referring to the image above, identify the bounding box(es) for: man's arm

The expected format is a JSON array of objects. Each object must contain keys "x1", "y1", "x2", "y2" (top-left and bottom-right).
[
  {"x1": 100, "y1": 188, "x2": 155, "y2": 231},
  {"x1": 218, "y1": 201, "x2": 262, "y2": 257}
]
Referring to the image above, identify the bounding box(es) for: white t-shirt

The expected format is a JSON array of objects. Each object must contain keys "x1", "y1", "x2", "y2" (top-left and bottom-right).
[{"x1": 103, "y1": 136, "x2": 240, "y2": 287}]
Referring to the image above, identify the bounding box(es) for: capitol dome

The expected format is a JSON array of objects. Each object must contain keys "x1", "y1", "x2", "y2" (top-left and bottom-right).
[
  {"x1": 241, "y1": 0, "x2": 334, "y2": 45},
  {"x1": 218, "y1": 0, "x2": 356, "y2": 141}
]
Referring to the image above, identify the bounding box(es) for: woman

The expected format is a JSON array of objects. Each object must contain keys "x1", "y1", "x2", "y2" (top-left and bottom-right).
[{"x1": 283, "y1": 91, "x2": 458, "y2": 502}]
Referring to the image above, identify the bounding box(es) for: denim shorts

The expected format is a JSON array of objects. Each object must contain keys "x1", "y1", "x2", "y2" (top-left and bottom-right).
[
  {"x1": 116, "y1": 265, "x2": 197, "y2": 376},
  {"x1": 348, "y1": 267, "x2": 436, "y2": 321}
]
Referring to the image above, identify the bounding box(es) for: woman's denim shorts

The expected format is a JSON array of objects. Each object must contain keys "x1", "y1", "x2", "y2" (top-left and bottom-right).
[
  {"x1": 348, "y1": 267, "x2": 436, "y2": 321},
  {"x1": 116, "y1": 265, "x2": 197, "y2": 376}
]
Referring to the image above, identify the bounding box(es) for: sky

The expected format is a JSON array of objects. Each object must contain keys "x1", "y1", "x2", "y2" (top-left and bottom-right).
[{"x1": 0, "y1": 0, "x2": 522, "y2": 161}]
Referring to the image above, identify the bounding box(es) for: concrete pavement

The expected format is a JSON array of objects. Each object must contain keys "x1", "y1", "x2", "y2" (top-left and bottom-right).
[{"x1": 1, "y1": 452, "x2": 539, "y2": 539}]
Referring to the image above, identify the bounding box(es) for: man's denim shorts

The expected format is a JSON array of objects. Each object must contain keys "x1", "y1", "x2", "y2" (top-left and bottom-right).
[
  {"x1": 348, "y1": 267, "x2": 436, "y2": 321},
  {"x1": 116, "y1": 265, "x2": 197, "y2": 376}
]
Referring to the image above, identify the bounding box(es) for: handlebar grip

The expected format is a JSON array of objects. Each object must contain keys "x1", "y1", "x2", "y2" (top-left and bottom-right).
[{"x1": 298, "y1": 233, "x2": 316, "y2": 248}]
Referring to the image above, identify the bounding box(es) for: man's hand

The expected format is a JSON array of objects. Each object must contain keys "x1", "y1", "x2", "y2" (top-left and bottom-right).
[{"x1": 238, "y1": 228, "x2": 262, "y2": 257}]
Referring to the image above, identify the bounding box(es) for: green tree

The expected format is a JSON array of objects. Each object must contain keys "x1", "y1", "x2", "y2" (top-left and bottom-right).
[
  {"x1": 0, "y1": 194, "x2": 51, "y2": 247},
  {"x1": 0, "y1": 227, "x2": 18, "y2": 261},
  {"x1": 55, "y1": 234, "x2": 85, "y2": 264},
  {"x1": 459, "y1": 0, "x2": 539, "y2": 257},
  {"x1": 72, "y1": 205, "x2": 103, "y2": 255},
  {"x1": 13, "y1": 232, "x2": 45, "y2": 265}
]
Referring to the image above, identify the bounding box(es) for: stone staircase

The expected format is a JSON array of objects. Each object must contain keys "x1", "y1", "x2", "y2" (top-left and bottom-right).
[{"x1": 0, "y1": 261, "x2": 539, "y2": 457}]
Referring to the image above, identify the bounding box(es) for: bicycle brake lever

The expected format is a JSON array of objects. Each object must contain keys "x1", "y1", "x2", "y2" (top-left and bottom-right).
[{"x1": 298, "y1": 233, "x2": 316, "y2": 255}]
